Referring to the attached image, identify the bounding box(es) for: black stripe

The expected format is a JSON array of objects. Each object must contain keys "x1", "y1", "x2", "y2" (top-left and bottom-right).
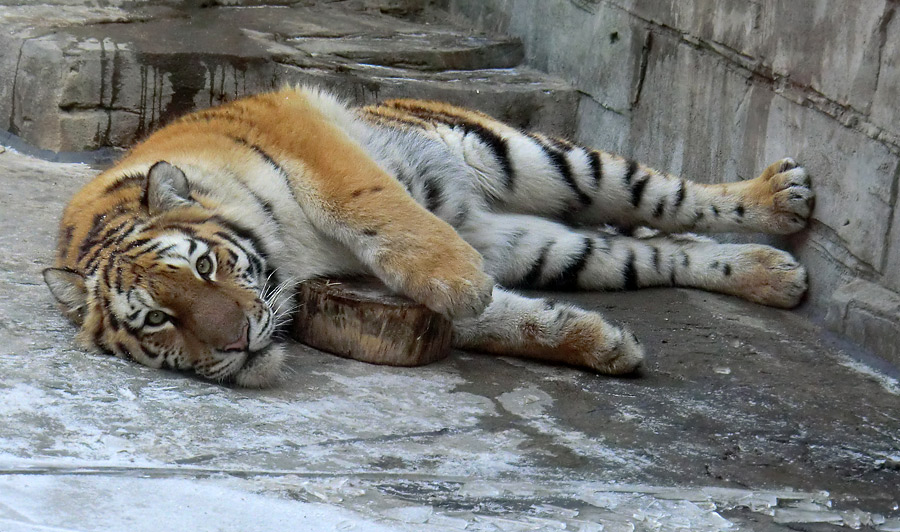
[
  {"x1": 723, "y1": 264, "x2": 732, "y2": 276},
  {"x1": 630, "y1": 177, "x2": 649, "y2": 207},
  {"x1": 102, "y1": 256, "x2": 116, "y2": 290},
  {"x1": 209, "y1": 217, "x2": 267, "y2": 257},
  {"x1": 226, "y1": 248, "x2": 239, "y2": 267},
  {"x1": 115, "y1": 264, "x2": 124, "y2": 291},
  {"x1": 61, "y1": 225, "x2": 75, "y2": 252},
  {"x1": 137, "y1": 344, "x2": 160, "y2": 359},
  {"x1": 395, "y1": 167, "x2": 413, "y2": 187},
  {"x1": 227, "y1": 135, "x2": 297, "y2": 200},
  {"x1": 521, "y1": 242, "x2": 553, "y2": 287},
  {"x1": 77, "y1": 213, "x2": 109, "y2": 261},
  {"x1": 388, "y1": 103, "x2": 515, "y2": 191},
  {"x1": 212, "y1": 227, "x2": 265, "y2": 279},
  {"x1": 163, "y1": 224, "x2": 198, "y2": 237},
  {"x1": 711, "y1": 205, "x2": 720, "y2": 217},
  {"x1": 734, "y1": 203, "x2": 745, "y2": 218},
  {"x1": 130, "y1": 242, "x2": 161, "y2": 260},
  {"x1": 674, "y1": 180, "x2": 686, "y2": 208},
  {"x1": 125, "y1": 344, "x2": 159, "y2": 358},
  {"x1": 228, "y1": 177, "x2": 279, "y2": 228},
  {"x1": 154, "y1": 244, "x2": 177, "y2": 257},
  {"x1": 258, "y1": 197, "x2": 277, "y2": 221},
  {"x1": 623, "y1": 251, "x2": 638, "y2": 290},
  {"x1": 533, "y1": 136, "x2": 591, "y2": 205},
  {"x1": 106, "y1": 308, "x2": 121, "y2": 332},
  {"x1": 651, "y1": 246, "x2": 661, "y2": 271},
  {"x1": 188, "y1": 240, "x2": 197, "y2": 256},
  {"x1": 624, "y1": 160, "x2": 639, "y2": 184},
  {"x1": 422, "y1": 178, "x2": 443, "y2": 213},
  {"x1": 691, "y1": 210, "x2": 705, "y2": 227},
  {"x1": 103, "y1": 173, "x2": 144, "y2": 195},
  {"x1": 469, "y1": 125, "x2": 514, "y2": 190},
  {"x1": 115, "y1": 342, "x2": 134, "y2": 361},
  {"x1": 653, "y1": 199, "x2": 666, "y2": 218},
  {"x1": 587, "y1": 151, "x2": 603, "y2": 188},
  {"x1": 83, "y1": 219, "x2": 135, "y2": 270},
  {"x1": 547, "y1": 237, "x2": 593, "y2": 290}
]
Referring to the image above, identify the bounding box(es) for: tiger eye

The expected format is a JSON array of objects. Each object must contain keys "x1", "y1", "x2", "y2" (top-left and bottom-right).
[
  {"x1": 146, "y1": 310, "x2": 168, "y2": 326},
  {"x1": 196, "y1": 255, "x2": 213, "y2": 276}
]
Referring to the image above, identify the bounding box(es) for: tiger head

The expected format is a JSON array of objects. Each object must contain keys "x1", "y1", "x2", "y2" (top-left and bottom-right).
[{"x1": 43, "y1": 162, "x2": 291, "y2": 387}]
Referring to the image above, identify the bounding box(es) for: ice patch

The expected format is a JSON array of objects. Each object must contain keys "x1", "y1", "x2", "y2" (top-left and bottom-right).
[{"x1": 838, "y1": 357, "x2": 900, "y2": 395}]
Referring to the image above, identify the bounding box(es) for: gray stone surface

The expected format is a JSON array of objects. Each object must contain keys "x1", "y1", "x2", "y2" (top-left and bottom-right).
[
  {"x1": 2, "y1": 144, "x2": 900, "y2": 530},
  {"x1": 0, "y1": 2, "x2": 575, "y2": 151},
  {"x1": 826, "y1": 280, "x2": 900, "y2": 367},
  {"x1": 438, "y1": 0, "x2": 900, "y2": 374}
]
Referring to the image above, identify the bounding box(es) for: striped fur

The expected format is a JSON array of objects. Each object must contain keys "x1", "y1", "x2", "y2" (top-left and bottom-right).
[{"x1": 45, "y1": 86, "x2": 813, "y2": 385}]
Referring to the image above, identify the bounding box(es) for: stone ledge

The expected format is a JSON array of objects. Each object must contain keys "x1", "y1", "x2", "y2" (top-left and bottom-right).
[
  {"x1": 826, "y1": 279, "x2": 900, "y2": 367},
  {"x1": 0, "y1": 2, "x2": 574, "y2": 151}
]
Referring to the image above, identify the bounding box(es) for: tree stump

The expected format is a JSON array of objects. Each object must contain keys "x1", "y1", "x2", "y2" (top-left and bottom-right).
[{"x1": 290, "y1": 277, "x2": 453, "y2": 366}]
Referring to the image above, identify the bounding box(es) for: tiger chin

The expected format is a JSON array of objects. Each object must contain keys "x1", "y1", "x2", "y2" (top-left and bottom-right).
[{"x1": 44, "y1": 85, "x2": 812, "y2": 386}]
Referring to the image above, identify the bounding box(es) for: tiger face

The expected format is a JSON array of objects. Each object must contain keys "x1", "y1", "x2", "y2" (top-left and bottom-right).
[{"x1": 44, "y1": 162, "x2": 290, "y2": 387}]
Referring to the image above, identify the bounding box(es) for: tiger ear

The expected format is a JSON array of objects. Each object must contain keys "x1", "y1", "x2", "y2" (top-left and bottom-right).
[
  {"x1": 144, "y1": 161, "x2": 192, "y2": 215},
  {"x1": 43, "y1": 268, "x2": 88, "y2": 322}
]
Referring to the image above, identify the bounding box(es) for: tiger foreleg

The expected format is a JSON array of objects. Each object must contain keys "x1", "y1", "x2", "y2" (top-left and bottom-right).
[
  {"x1": 453, "y1": 287, "x2": 644, "y2": 375},
  {"x1": 271, "y1": 94, "x2": 493, "y2": 319},
  {"x1": 297, "y1": 165, "x2": 493, "y2": 319}
]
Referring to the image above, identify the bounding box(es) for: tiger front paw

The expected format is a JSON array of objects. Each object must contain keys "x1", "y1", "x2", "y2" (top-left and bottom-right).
[
  {"x1": 381, "y1": 236, "x2": 494, "y2": 320},
  {"x1": 747, "y1": 158, "x2": 814, "y2": 234},
  {"x1": 728, "y1": 245, "x2": 808, "y2": 308},
  {"x1": 413, "y1": 265, "x2": 494, "y2": 320}
]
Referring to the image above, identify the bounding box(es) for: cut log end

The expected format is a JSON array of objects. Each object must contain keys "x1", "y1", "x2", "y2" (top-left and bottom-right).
[{"x1": 290, "y1": 277, "x2": 452, "y2": 366}]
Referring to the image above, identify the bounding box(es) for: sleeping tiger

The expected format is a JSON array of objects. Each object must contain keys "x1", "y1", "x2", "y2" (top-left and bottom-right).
[{"x1": 43, "y1": 86, "x2": 812, "y2": 387}]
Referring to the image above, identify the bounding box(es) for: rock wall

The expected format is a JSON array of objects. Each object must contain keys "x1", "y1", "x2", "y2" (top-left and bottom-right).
[
  {"x1": 0, "y1": 2, "x2": 576, "y2": 152},
  {"x1": 436, "y1": 0, "x2": 900, "y2": 365}
]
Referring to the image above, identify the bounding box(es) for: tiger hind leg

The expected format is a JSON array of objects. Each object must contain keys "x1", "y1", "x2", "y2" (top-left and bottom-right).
[
  {"x1": 452, "y1": 287, "x2": 644, "y2": 375},
  {"x1": 460, "y1": 212, "x2": 808, "y2": 308},
  {"x1": 375, "y1": 99, "x2": 813, "y2": 235}
]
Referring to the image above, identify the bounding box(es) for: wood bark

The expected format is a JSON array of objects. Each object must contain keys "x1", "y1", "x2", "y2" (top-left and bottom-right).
[{"x1": 291, "y1": 277, "x2": 452, "y2": 366}]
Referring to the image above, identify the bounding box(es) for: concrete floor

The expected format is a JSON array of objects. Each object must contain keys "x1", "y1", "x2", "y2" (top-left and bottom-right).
[{"x1": 1, "y1": 146, "x2": 899, "y2": 531}]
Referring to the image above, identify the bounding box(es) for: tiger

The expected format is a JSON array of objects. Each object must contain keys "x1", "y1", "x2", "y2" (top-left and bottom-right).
[{"x1": 43, "y1": 86, "x2": 813, "y2": 387}]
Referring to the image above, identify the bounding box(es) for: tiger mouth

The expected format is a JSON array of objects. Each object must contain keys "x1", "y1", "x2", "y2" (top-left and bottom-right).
[
  {"x1": 241, "y1": 344, "x2": 271, "y2": 368},
  {"x1": 229, "y1": 342, "x2": 286, "y2": 388}
]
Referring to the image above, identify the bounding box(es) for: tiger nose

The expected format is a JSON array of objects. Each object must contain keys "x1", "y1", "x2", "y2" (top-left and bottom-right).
[{"x1": 222, "y1": 320, "x2": 250, "y2": 352}]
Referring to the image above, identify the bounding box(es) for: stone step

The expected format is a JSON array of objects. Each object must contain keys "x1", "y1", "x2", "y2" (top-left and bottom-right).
[{"x1": 0, "y1": 3, "x2": 576, "y2": 152}]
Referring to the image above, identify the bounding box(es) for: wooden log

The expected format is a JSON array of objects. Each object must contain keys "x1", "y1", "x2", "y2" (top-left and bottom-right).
[{"x1": 290, "y1": 277, "x2": 453, "y2": 366}]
